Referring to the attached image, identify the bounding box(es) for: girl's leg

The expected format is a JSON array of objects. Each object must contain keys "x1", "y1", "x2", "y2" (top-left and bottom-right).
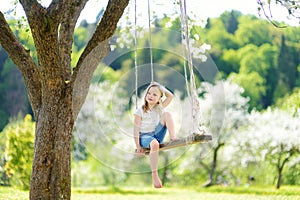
[
  {"x1": 149, "y1": 139, "x2": 162, "y2": 188},
  {"x1": 161, "y1": 111, "x2": 176, "y2": 140}
]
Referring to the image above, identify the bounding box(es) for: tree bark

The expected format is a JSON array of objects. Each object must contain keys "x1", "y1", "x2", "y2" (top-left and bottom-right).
[
  {"x1": 203, "y1": 142, "x2": 224, "y2": 187},
  {"x1": 276, "y1": 169, "x2": 282, "y2": 189},
  {"x1": 275, "y1": 146, "x2": 296, "y2": 189},
  {"x1": 0, "y1": 0, "x2": 129, "y2": 199}
]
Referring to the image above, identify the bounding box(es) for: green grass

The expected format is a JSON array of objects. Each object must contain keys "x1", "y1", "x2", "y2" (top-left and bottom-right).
[
  {"x1": 197, "y1": 185, "x2": 300, "y2": 196},
  {"x1": 0, "y1": 186, "x2": 28, "y2": 200},
  {"x1": 1, "y1": 185, "x2": 300, "y2": 200}
]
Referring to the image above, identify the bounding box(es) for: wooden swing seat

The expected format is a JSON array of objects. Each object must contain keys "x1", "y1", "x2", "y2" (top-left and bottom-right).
[{"x1": 142, "y1": 133, "x2": 212, "y2": 155}]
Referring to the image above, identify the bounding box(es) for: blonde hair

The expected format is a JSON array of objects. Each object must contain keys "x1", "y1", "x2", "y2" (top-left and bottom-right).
[{"x1": 142, "y1": 83, "x2": 164, "y2": 112}]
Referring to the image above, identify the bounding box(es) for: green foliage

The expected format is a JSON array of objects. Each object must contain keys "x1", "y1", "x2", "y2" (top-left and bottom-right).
[
  {"x1": 229, "y1": 161, "x2": 276, "y2": 186},
  {"x1": 0, "y1": 58, "x2": 30, "y2": 131},
  {"x1": 277, "y1": 35, "x2": 298, "y2": 93},
  {"x1": 71, "y1": 46, "x2": 84, "y2": 69},
  {"x1": 220, "y1": 10, "x2": 241, "y2": 34},
  {"x1": 275, "y1": 88, "x2": 300, "y2": 116},
  {"x1": 72, "y1": 81, "x2": 131, "y2": 187},
  {"x1": 8, "y1": 20, "x2": 36, "y2": 61},
  {"x1": 284, "y1": 164, "x2": 300, "y2": 185},
  {"x1": 0, "y1": 131, "x2": 8, "y2": 186},
  {"x1": 195, "y1": 12, "x2": 300, "y2": 110},
  {"x1": 0, "y1": 111, "x2": 8, "y2": 132},
  {"x1": 2, "y1": 11, "x2": 299, "y2": 126},
  {"x1": 72, "y1": 156, "x2": 110, "y2": 187},
  {"x1": 173, "y1": 164, "x2": 207, "y2": 186},
  {"x1": 230, "y1": 72, "x2": 266, "y2": 110},
  {"x1": 0, "y1": 20, "x2": 33, "y2": 131},
  {"x1": 3, "y1": 114, "x2": 35, "y2": 190},
  {"x1": 235, "y1": 18, "x2": 273, "y2": 46},
  {"x1": 233, "y1": 108, "x2": 300, "y2": 188},
  {"x1": 203, "y1": 19, "x2": 238, "y2": 50},
  {"x1": 73, "y1": 27, "x2": 90, "y2": 50},
  {"x1": 93, "y1": 65, "x2": 122, "y2": 84},
  {"x1": 222, "y1": 49, "x2": 240, "y2": 73},
  {"x1": 229, "y1": 43, "x2": 279, "y2": 109}
]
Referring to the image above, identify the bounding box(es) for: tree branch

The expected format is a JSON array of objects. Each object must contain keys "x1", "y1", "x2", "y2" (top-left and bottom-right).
[
  {"x1": 19, "y1": 0, "x2": 39, "y2": 10},
  {"x1": 257, "y1": 0, "x2": 300, "y2": 27},
  {"x1": 19, "y1": 0, "x2": 46, "y2": 24},
  {"x1": 0, "y1": 11, "x2": 41, "y2": 116},
  {"x1": 71, "y1": 40, "x2": 110, "y2": 119},
  {"x1": 19, "y1": 0, "x2": 52, "y2": 51},
  {"x1": 57, "y1": 0, "x2": 89, "y2": 80},
  {"x1": 47, "y1": 0, "x2": 67, "y2": 18},
  {"x1": 257, "y1": 0, "x2": 287, "y2": 28}
]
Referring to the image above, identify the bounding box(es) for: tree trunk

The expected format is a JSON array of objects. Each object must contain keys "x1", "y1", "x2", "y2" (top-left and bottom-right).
[
  {"x1": 203, "y1": 143, "x2": 224, "y2": 187},
  {"x1": 276, "y1": 169, "x2": 282, "y2": 189},
  {"x1": 275, "y1": 151, "x2": 291, "y2": 189},
  {"x1": 30, "y1": 86, "x2": 73, "y2": 199},
  {"x1": 274, "y1": 144, "x2": 297, "y2": 190}
]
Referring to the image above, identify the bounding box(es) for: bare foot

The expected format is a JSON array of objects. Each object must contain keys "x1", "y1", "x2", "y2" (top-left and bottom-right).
[{"x1": 152, "y1": 172, "x2": 162, "y2": 188}]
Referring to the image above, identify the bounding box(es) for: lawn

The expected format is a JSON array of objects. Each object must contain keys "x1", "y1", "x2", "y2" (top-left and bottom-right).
[{"x1": 1, "y1": 186, "x2": 300, "y2": 200}]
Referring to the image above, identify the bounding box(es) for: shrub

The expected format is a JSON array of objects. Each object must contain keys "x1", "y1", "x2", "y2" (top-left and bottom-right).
[{"x1": 4, "y1": 114, "x2": 35, "y2": 190}]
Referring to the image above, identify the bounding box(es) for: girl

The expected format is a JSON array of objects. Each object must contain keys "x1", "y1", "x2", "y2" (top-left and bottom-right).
[{"x1": 133, "y1": 81, "x2": 176, "y2": 188}]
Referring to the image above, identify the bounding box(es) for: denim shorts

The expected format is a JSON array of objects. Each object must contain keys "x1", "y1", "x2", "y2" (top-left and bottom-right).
[{"x1": 139, "y1": 123, "x2": 167, "y2": 148}]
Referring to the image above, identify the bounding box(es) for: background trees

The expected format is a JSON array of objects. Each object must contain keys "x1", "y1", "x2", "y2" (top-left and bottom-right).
[
  {"x1": 1, "y1": 9, "x2": 299, "y2": 131},
  {"x1": 0, "y1": 0, "x2": 299, "y2": 194},
  {"x1": 233, "y1": 108, "x2": 300, "y2": 188},
  {"x1": 196, "y1": 10, "x2": 300, "y2": 110},
  {"x1": 177, "y1": 80, "x2": 250, "y2": 187},
  {"x1": 0, "y1": 20, "x2": 33, "y2": 131},
  {"x1": 72, "y1": 81, "x2": 131, "y2": 187},
  {"x1": 1, "y1": 115, "x2": 34, "y2": 189}
]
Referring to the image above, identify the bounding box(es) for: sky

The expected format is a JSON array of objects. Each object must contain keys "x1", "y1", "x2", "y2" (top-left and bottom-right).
[{"x1": 0, "y1": 0, "x2": 298, "y2": 27}]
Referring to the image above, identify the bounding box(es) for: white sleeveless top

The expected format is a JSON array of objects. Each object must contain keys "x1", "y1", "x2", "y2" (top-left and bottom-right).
[{"x1": 134, "y1": 105, "x2": 163, "y2": 133}]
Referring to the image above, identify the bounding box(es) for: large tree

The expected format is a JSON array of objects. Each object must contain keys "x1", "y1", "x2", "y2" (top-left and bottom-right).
[{"x1": 0, "y1": 0, "x2": 129, "y2": 199}]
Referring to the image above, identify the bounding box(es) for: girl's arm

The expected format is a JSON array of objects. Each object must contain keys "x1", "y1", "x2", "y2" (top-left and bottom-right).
[
  {"x1": 161, "y1": 86, "x2": 174, "y2": 108},
  {"x1": 133, "y1": 115, "x2": 144, "y2": 154},
  {"x1": 151, "y1": 81, "x2": 174, "y2": 108}
]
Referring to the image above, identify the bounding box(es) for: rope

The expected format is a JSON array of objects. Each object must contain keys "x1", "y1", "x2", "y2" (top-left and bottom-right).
[
  {"x1": 179, "y1": 0, "x2": 201, "y2": 133},
  {"x1": 134, "y1": 0, "x2": 154, "y2": 109},
  {"x1": 147, "y1": 0, "x2": 154, "y2": 81},
  {"x1": 180, "y1": 0, "x2": 196, "y2": 93},
  {"x1": 179, "y1": 1, "x2": 191, "y2": 99},
  {"x1": 134, "y1": 0, "x2": 138, "y2": 109}
]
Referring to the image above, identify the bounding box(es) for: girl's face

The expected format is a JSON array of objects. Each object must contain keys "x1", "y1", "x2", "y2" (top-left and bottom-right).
[{"x1": 146, "y1": 86, "x2": 162, "y2": 106}]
